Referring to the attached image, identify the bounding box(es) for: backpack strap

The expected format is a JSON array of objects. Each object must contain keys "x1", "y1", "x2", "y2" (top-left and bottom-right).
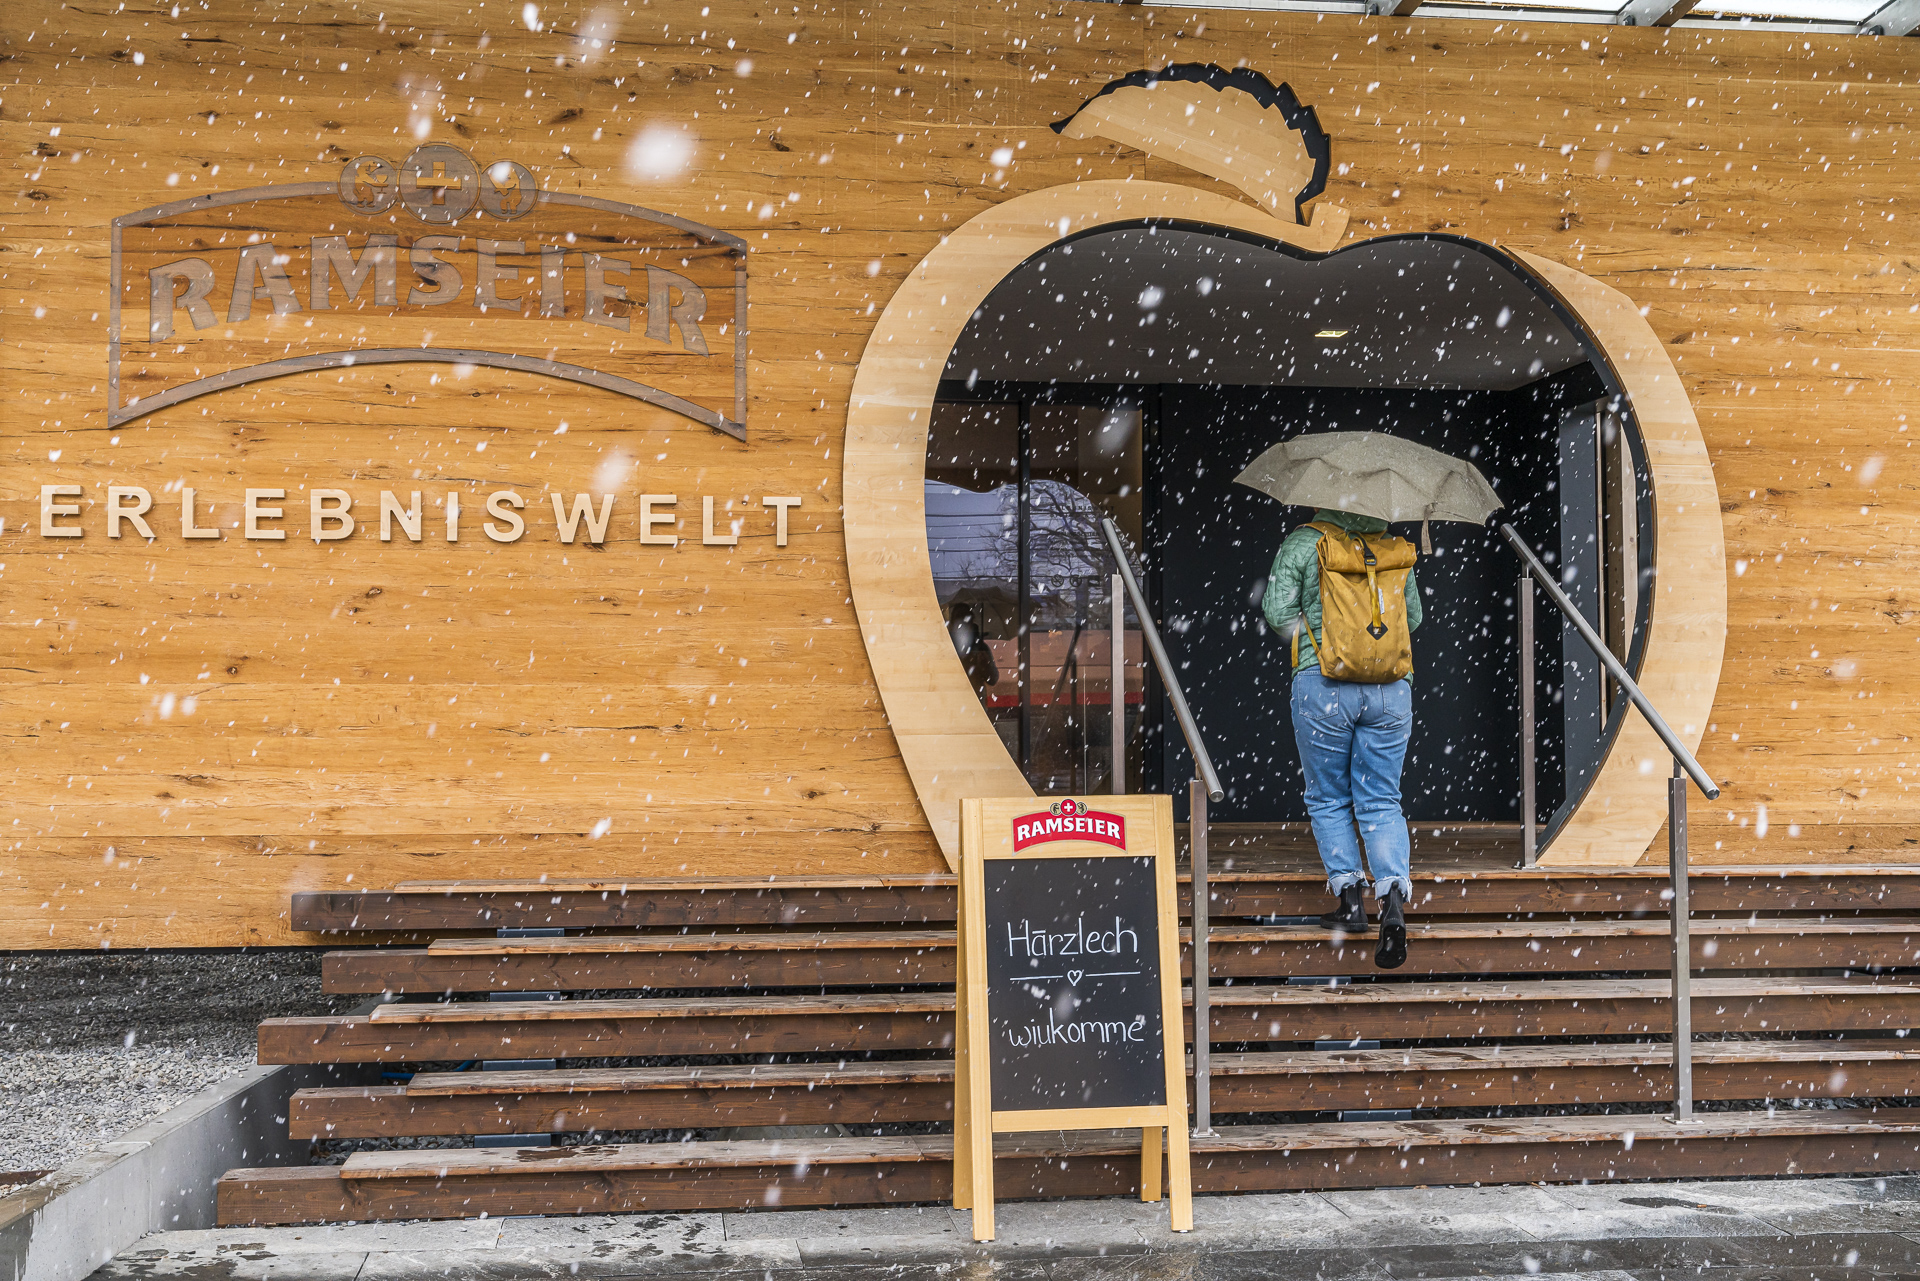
[
  {"x1": 1290, "y1": 522, "x2": 1346, "y2": 669},
  {"x1": 1351, "y1": 531, "x2": 1389, "y2": 640}
]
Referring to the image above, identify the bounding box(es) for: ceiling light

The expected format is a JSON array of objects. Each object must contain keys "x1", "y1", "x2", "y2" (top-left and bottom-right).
[{"x1": 1315, "y1": 329, "x2": 1350, "y2": 338}]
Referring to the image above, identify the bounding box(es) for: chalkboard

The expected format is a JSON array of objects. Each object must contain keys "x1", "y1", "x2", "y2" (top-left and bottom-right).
[
  {"x1": 982, "y1": 856, "x2": 1167, "y2": 1112},
  {"x1": 954, "y1": 794, "x2": 1191, "y2": 1240}
]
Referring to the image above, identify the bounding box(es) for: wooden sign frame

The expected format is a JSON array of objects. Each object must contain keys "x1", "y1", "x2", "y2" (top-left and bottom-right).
[{"x1": 953, "y1": 795, "x2": 1192, "y2": 1241}]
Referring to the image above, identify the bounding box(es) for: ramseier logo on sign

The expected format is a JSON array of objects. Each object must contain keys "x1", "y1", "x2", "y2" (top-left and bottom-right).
[
  {"x1": 112, "y1": 145, "x2": 748, "y2": 438},
  {"x1": 1011, "y1": 798, "x2": 1127, "y2": 851}
]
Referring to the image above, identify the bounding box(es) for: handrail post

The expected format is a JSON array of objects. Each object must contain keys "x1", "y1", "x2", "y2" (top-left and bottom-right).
[
  {"x1": 1016, "y1": 403, "x2": 1032, "y2": 776},
  {"x1": 1518, "y1": 572, "x2": 1537, "y2": 867},
  {"x1": 1095, "y1": 519, "x2": 1225, "y2": 804},
  {"x1": 1500, "y1": 523, "x2": 1713, "y2": 1128},
  {"x1": 1097, "y1": 517, "x2": 1223, "y2": 1142},
  {"x1": 1668, "y1": 757, "x2": 1694, "y2": 1124},
  {"x1": 1111, "y1": 573, "x2": 1126, "y2": 796},
  {"x1": 1189, "y1": 777, "x2": 1214, "y2": 1137}
]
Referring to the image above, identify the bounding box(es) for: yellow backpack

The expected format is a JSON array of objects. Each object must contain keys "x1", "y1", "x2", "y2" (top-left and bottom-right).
[{"x1": 1293, "y1": 520, "x2": 1417, "y2": 683}]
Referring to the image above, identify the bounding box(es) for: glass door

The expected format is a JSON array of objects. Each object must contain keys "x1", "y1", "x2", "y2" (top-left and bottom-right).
[{"x1": 926, "y1": 388, "x2": 1150, "y2": 795}]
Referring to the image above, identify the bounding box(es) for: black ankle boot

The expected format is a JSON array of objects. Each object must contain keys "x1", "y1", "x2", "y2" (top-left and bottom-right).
[
  {"x1": 1374, "y1": 887, "x2": 1408, "y2": 970},
  {"x1": 1317, "y1": 884, "x2": 1367, "y2": 933}
]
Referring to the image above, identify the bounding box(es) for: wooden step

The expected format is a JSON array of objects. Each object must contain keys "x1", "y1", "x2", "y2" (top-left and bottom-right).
[
  {"x1": 219, "y1": 1109, "x2": 1920, "y2": 1224},
  {"x1": 292, "y1": 1060, "x2": 955, "y2": 1137},
  {"x1": 1225, "y1": 870, "x2": 1920, "y2": 921},
  {"x1": 322, "y1": 929, "x2": 954, "y2": 993},
  {"x1": 1205, "y1": 916, "x2": 1920, "y2": 978},
  {"x1": 336, "y1": 1109, "x2": 1920, "y2": 1178},
  {"x1": 256, "y1": 991, "x2": 954, "y2": 1064},
  {"x1": 288, "y1": 1038, "x2": 1920, "y2": 1138},
  {"x1": 258, "y1": 977, "x2": 1920, "y2": 1065},
  {"x1": 1205, "y1": 976, "x2": 1920, "y2": 1043},
  {"x1": 290, "y1": 878, "x2": 959, "y2": 935},
  {"x1": 318, "y1": 915, "x2": 1920, "y2": 995},
  {"x1": 421, "y1": 931, "x2": 950, "y2": 957},
  {"x1": 289, "y1": 867, "x2": 1920, "y2": 935},
  {"x1": 1206, "y1": 1039, "x2": 1920, "y2": 1112}
]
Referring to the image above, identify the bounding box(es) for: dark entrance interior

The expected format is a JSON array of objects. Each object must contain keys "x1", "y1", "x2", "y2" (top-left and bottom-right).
[{"x1": 930, "y1": 227, "x2": 1651, "y2": 835}]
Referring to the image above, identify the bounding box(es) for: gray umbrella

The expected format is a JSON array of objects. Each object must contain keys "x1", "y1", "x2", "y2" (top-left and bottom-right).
[{"x1": 1233, "y1": 431, "x2": 1502, "y2": 549}]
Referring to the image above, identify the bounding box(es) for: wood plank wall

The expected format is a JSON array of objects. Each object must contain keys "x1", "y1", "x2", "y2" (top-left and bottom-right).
[{"x1": 2, "y1": 1, "x2": 1914, "y2": 947}]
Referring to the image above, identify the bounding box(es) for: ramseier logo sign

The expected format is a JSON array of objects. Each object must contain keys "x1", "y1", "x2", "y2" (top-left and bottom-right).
[
  {"x1": 111, "y1": 144, "x2": 748, "y2": 438},
  {"x1": 1011, "y1": 799, "x2": 1127, "y2": 852}
]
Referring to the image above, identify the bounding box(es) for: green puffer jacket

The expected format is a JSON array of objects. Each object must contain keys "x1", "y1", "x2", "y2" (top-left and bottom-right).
[{"x1": 1260, "y1": 509, "x2": 1423, "y2": 679}]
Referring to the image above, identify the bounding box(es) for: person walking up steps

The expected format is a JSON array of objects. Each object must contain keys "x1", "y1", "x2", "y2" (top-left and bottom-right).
[{"x1": 1261, "y1": 508, "x2": 1422, "y2": 970}]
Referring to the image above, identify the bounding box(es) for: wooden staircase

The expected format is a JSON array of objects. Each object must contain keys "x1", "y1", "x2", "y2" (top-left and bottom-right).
[{"x1": 220, "y1": 847, "x2": 1920, "y2": 1225}]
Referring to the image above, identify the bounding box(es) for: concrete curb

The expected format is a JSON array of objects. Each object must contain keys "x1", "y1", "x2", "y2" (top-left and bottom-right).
[{"x1": 0, "y1": 1061, "x2": 334, "y2": 1281}]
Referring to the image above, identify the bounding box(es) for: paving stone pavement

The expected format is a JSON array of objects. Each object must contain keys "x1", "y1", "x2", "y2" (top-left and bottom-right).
[{"x1": 88, "y1": 1176, "x2": 1920, "y2": 1279}]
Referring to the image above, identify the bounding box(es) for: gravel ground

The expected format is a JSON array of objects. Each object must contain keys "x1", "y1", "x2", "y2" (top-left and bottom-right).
[{"x1": 0, "y1": 949, "x2": 355, "y2": 1176}]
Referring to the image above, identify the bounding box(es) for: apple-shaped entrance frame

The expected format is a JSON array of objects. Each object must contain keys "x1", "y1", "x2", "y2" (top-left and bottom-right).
[{"x1": 845, "y1": 180, "x2": 1724, "y2": 871}]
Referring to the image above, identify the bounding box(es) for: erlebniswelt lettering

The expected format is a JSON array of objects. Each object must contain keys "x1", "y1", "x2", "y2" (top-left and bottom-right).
[{"x1": 34, "y1": 485, "x2": 802, "y2": 548}]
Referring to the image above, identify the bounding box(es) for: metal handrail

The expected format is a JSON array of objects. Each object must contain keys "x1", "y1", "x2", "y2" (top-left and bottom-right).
[
  {"x1": 1099, "y1": 519, "x2": 1225, "y2": 803},
  {"x1": 1099, "y1": 516, "x2": 1222, "y2": 1138},
  {"x1": 1501, "y1": 521, "x2": 1718, "y2": 1124},
  {"x1": 1500, "y1": 524, "x2": 1720, "y2": 800}
]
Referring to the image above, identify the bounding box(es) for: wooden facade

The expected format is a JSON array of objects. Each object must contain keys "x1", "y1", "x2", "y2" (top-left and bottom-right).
[{"x1": 2, "y1": 1, "x2": 1915, "y2": 948}]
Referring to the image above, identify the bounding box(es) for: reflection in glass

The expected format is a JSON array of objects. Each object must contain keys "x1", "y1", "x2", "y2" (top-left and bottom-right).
[{"x1": 927, "y1": 400, "x2": 1147, "y2": 795}]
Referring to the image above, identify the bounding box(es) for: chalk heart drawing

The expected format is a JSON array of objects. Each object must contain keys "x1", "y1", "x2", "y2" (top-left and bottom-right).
[
  {"x1": 1068, "y1": 970, "x2": 1085, "y2": 987},
  {"x1": 847, "y1": 62, "x2": 1724, "y2": 872}
]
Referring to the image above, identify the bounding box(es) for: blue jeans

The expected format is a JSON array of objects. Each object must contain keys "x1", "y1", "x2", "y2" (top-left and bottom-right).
[{"x1": 1290, "y1": 669, "x2": 1413, "y2": 902}]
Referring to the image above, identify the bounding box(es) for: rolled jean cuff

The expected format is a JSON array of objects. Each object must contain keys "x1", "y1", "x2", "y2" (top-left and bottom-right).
[
  {"x1": 1373, "y1": 876, "x2": 1413, "y2": 903},
  {"x1": 1327, "y1": 872, "x2": 1369, "y2": 896}
]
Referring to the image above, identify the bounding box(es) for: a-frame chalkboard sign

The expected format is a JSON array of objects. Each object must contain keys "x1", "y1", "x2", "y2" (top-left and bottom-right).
[{"x1": 953, "y1": 794, "x2": 1192, "y2": 1241}]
